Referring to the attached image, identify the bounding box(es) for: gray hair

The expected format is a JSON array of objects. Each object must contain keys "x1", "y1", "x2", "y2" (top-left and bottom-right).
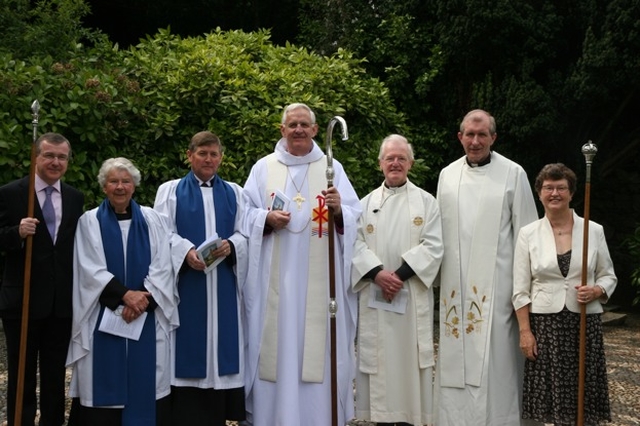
[
  {"x1": 460, "y1": 109, "x2": 497, "y2": 135},
  {"x1": 378, "y1": 134, "x2": 415, "y2": 161},
  {"x1": 281, "y1": 103, "x2": 316, "y2": 124},
  {"x1": 97, "y1": 157, "x2": 141, "y2": 187}
]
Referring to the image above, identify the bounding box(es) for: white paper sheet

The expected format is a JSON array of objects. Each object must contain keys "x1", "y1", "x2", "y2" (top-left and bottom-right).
[
  {"x1": 98, "y1": 306, "x2": 147, "y2": 341},
  {"x1": 368, "y1": 286, "x2": 409, "y2": 314}
]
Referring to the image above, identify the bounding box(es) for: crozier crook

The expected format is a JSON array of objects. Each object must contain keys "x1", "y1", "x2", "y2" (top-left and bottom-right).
[{"x1": 325, "y1": 115, "x2": 347, "y2": 426}]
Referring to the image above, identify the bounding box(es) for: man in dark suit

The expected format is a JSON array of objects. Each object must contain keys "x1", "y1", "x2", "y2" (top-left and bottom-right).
[{"x1": 0, "y1": 132, "x2": 84, "y2": 426}]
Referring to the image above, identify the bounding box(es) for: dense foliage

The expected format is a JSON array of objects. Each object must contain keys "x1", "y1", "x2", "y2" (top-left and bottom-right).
[
  {"x1": 0, "y1": 0, "x2": 100, "y2": 60},
  {"x1": 0, "y1": 29, "x2": 410, "y2": 207},
  {"x1": 298, "y1": 0, "x2": 640, "y2": 305},
  {"x1": 2, "y1": 0, "x2": 639, "y2": 306}
]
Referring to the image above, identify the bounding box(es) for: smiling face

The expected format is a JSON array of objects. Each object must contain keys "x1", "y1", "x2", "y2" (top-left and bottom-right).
[
  {"x1": 36, "y1": 140, "x2": 70, "y2": 185},
  {"x1": 103, "y1": 168, "x2": 135, "y2": 214},
  {"x1": 539, "y1": 178, "x2": 572, "y2": 215},
  {"x1": 379, "y1": 138, "x2": 413, "y2": 187},
  {"x1": 280, "y1": 107, "x2": 318, "y2": 156},
  {"x1": 458, "y1": 111, "x2": 496, "y2": 164}
]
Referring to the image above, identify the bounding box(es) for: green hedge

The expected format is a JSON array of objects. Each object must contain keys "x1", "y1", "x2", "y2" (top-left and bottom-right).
[{"x1": 1, "y1": 28, "x2": 432, "y2": 208}]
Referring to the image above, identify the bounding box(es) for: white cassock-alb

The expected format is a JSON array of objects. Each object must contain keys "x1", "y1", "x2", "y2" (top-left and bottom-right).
[
  {"x1": 66, "y1": 206, "x2": 179, "y2": 405},
  {"x1": 435, "y1": 152, "x2": 538, "y2": 425},
  {"x1": 242, "y1": 139, "x2": 361, "y2": 426},
  {"x1": 154, "y1": 178, "x2": 248, "y2": 389},
  {"x1": 351, "y1": 180, "x2": 443, "y2": 425}
]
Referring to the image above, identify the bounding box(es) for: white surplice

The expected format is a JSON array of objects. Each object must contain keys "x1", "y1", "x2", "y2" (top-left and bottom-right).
[
  {"x1": 153, "y1": 178, "x2": 248, "y2": 390},
  {"x1": 351, "y1": 181, "x2": 443, "y2": 425},
  {"x1": 435, "y1": 152, "x2": 538, "y2": 425},
  {"x1": 242, "y1": 139, "x2": 361, "y2": 426},
  {"x1": 66, "y1": 206, "x2": 179, "y2": 406}
]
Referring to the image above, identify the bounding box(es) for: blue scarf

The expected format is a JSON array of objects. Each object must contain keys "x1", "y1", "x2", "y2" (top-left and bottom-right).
[
  {"x1": 93, "y1": 199, "x2": 156, "y2": 426},
  {"x1": 175, "y1": 171, "x2": 239, "y2": 377}
]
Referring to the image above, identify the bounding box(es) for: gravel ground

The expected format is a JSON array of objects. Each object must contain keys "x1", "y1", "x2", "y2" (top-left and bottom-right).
[{"x1": 2, "y1": 313, "x2": 639, "y2": 425}]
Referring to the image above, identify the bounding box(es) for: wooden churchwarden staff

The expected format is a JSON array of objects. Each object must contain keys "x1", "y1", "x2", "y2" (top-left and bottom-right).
[
  {"x1": 14, "y1": 100, "x2": 40, "y2": 426},
  {"x1": 325, "y1": 116, "x2": 348, "y2": 426},
  {"x1": 577, "y1": 140, "x2": 597, "y2": 426}
]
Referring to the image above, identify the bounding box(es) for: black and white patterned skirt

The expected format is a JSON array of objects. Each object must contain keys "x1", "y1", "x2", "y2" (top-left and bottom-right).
[{"x1": 522, "y1": 308, "x2": 610, "y2": 426}]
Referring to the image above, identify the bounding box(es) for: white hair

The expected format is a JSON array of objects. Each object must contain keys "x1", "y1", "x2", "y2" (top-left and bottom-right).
[{"x1": 97, "y1": 157, "x2": 141, "y2": 187}]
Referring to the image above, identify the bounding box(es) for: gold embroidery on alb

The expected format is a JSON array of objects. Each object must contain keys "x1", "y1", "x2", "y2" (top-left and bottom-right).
[
  {"x1": 366, "y1": 224, "x2": 374, "y2": 234},
  {"x1": 413, "y1": 216, "x2": 423, "y2": 226}
]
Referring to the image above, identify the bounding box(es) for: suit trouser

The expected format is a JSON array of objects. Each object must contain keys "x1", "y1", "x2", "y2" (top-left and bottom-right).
[{"x1": 2, "y1": 316, "x2": 71, "y2": 426}]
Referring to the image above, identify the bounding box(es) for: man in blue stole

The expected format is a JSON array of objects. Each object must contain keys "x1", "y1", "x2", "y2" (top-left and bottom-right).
[{"x1": 154, "y1": 131, "x2": 248, "y2": 426}]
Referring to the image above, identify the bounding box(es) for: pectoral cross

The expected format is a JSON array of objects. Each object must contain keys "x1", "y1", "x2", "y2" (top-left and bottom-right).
[{"x1": 292, "y1": 192, "x2": 305, "y2": 210}]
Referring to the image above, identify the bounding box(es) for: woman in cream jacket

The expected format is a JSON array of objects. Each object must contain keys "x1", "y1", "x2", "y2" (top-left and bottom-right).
[{"x1": 513, "y1": 163, "x2": 616, "y2": 426}]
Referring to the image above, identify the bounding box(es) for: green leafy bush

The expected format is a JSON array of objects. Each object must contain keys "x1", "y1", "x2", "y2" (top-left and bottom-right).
[
  {"x1": 1, "y1": 28, "x2": 424, "y2": 208},
  {"x1": 0, "y1": 0, "x2": 100, "y2": 61}
]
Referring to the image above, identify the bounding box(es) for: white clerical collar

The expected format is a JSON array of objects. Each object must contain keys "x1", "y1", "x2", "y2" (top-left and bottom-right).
[
  {"x1": 195, "y1": 175, "x2": 214, "y2": 187},
  {"x1": 275, "y1": 138, "x2": 324, "y2": 166},
  {"x1": 383, "y1": 180, "x2": 408, "y2": 194}
]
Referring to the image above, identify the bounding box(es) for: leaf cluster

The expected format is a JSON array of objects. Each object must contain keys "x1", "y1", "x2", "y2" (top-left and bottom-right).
[
  {"x1": 298, "y1": 0, "x2": 640, "y2": 308},
  {"x1": 0, "y1": 0, "x2": 103, "y2": 60},
  {"x1": 0, "y1": 28, "x2": 407, "y2": 209}
]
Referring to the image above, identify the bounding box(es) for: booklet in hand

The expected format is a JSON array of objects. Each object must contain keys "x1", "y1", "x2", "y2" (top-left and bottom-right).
[
  {"x1": 271, "y1": 189, "x2": 290, "y2": 212},
  {"x1": 196, "y1": 233, "x2": 225, "y2": 273}
]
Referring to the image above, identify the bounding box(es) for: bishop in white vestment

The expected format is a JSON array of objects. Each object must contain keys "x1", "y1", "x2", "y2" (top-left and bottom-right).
[
  {"x1": 242, "y1": 103, "x2": 361, "y2": 426},
  {"x1": 435, "y1": 110, "x2": 538, "y2": 425}
]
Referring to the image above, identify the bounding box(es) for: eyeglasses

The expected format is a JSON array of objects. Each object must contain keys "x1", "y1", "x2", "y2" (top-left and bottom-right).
[
  {"x1": 284, "y1": 121, "x2": 314, "y2": 129},
  {"x1": 541, "y1": 185, "x2": 569, "y2": 194},
  {"x1": 40, "y1": 153, "x2": 69, "y2": 162},
  {"x1": 383, "y1": 156, "x2": 409, "y2": 164}
]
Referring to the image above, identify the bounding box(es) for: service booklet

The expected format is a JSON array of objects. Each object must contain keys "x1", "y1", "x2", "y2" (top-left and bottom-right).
[
  {"x1": 271, "y1": 189, "x2": 290, "y2": 211},
  {"x1": 196, "y1": 232, "x2": 226, "y2": 273},
  {"x1": 368, "y1": 286, "x2": 409, "y2": 314}
]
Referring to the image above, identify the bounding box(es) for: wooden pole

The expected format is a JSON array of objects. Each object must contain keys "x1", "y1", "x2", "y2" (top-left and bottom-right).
[
  {"x1": 14, "y1": 100, "x2": 40, "y2": 426},
  {"x1": 325, "y1": 116, "x2": 347, "y2": 426},
  {"x1": 577, "y1": 140, "x2": 597, "y2": 426}
]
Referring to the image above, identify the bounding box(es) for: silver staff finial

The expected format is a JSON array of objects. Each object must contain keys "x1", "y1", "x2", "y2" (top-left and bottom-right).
[
  {"x1": 581, "y1": 140, "x2": 597, "y2": 164},
  {"x1": 31, "y1": 100, "x2": 40, "y2": 116},
  {"x1": 31, "y1": 100, "x2": 40, "y2": 143}
]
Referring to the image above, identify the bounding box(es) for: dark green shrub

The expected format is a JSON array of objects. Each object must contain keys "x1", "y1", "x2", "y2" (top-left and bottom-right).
[{"x1": 1, "y1": 29, "x2": 424, "y2": 208}]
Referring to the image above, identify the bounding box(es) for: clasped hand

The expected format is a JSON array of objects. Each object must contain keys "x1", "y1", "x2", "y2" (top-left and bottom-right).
[
  {"x1": 121, "y1": 290, "x2": 150, "y2": 323},
  {"x1": 374, "y1": 270, "x2": 403, "y2": 301}
]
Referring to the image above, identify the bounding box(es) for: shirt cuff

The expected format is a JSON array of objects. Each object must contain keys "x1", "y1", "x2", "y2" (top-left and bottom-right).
[
  {"x1": 364, "y1": 265, "x2": 383, "y2": 281},
  {"x1": 394, "y1": 262, "x2": 416, "y2": 281}
]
